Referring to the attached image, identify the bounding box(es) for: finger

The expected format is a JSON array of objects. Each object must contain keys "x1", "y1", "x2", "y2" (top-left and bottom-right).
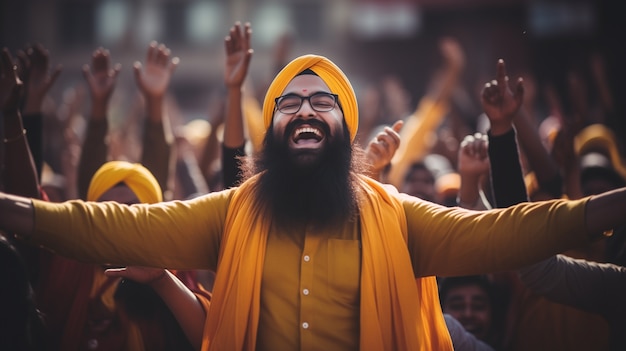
[
  {"x1": 111, "y1": 63, "x2": 122, "y2": 78},
  {"x1": 391, "y1": 119, "x2": 404, "y2": 133},
  {"x1": 81, "y1": 64, "x2": 91, "y2": 81},
  {"x1": 244, "y1": 22, "x2": 252, "y2": 49},
  {"x1": 496, "y1": 59, "x2": 508, "y2": 95},
  {"x1": 169, "y1": 56, "x2": 180, "y2": 74},
  {"x1": 242, "y1": 49, "x2": 253, "y2": 69},
  {"x1": 146, "y1": 41, "x2": 158, "y2": 63},
  {"x1": 382, "y1": 126, "x2": 400, "y2": 147},
  {"x1": 133, "y1": 61, "x2": 143, "y2": 86},
  {"x1": 156, "y1": 44, "x2": 168, "y2": 66},
  {"x1": 224, "y1": 35, "x2": 233, "y2": 54}
]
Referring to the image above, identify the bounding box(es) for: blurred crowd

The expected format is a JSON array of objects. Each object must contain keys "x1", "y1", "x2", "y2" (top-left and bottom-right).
[{"x1": 1, "y1": 19, "x2": 625, "y2": 351}]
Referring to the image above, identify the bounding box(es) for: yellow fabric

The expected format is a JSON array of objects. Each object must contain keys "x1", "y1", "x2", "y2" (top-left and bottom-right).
[
  {"x1": 262, "y1": 54, "x2": 359, "y2": 142},
  {"x1": 87, "y1": 161, "x2": 163, "y2": 203},
  {"x1": 387, "y1": 97, "x2": 450, "y2": 188},
  {"x1": 202, "y1": 174, "x2": 453, "y2": 350},
  {"x1": 574, "y1": 123, "x2": 626, "y2": 179}
]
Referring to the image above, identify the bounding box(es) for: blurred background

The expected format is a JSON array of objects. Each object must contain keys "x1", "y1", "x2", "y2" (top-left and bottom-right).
[{"x1": 1, "y1": 0, "x2": 624, "y2": 140}]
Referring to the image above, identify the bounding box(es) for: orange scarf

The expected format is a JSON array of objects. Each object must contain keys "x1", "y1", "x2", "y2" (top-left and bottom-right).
[{"x1": 201, "y1": 175, "x2": 452, "y2": 350}]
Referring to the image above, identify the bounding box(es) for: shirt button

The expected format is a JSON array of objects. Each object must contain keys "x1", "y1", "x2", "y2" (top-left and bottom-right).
[
  {"x1": 303, "y1": 255, "x2": 310, "y2": 262},
  {"x1": 302, "y1": 322, "x2": 309, "y2": 329},
  {"x1": 303, "y1": 288, "x2": 309, "y2": 295}
]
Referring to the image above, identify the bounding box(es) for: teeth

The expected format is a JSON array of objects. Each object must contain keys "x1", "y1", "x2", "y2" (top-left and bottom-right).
[{"x1": 295, "y1": 127, "x2": 322, "y2": 137}]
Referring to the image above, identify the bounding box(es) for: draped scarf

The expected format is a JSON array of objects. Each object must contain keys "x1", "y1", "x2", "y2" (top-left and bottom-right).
[{"x1": 200, "y1": 174, "x2": 453, "y2": 350}]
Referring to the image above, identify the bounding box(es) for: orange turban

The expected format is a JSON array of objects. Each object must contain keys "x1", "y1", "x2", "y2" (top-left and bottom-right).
[
  {"x1": 262, "y1": 54, "x2": 359, "y2": 142},
  {"x1": 87, "y1": 161, "x2": 163, "y2": 204}
]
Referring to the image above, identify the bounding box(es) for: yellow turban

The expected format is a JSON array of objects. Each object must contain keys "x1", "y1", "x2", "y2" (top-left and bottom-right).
[
  {"x1": 574, "y1": 124, "x2": 626, "y2": 179},
  {"x1": 87, "y1": 161, "x2": 163, "y2": 204},
  {"x1": 262, "y1": 54, "x2": 359, "y2": 142}
]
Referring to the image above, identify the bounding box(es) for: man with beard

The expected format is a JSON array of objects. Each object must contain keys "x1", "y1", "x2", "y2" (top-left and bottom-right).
[{"x1": 2, "y1": 54, "x2": 626, "y2": 351}]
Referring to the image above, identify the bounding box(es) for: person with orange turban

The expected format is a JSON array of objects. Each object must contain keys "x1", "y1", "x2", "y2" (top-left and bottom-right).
[{"x1": 3, "y1": 50, "x2": 626, "y2": 351}]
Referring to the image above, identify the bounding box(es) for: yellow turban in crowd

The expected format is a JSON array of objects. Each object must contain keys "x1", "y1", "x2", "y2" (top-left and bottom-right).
[
  {"x1": 87, "y1": 161, "x2": 163, "y2": 204},
  {"x1": 574, "y1": 124, "x2": 626, "y2": 179},
  {"x1": 262, "y1": 54, "x2": 359, "y2": 142}
]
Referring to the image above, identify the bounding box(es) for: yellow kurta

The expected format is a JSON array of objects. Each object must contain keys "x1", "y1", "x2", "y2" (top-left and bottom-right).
[{"x1": 30, "y1": 183, "x2": 591, "y2": 349}]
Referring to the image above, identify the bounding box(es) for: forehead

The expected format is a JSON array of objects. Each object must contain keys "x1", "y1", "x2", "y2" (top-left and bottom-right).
[
  {"x1": 281, "y1": 74, "x2": 332, "y2": 95},
  {"x1": 97, "y1": 184, "x2": 140, "y2": 204}
]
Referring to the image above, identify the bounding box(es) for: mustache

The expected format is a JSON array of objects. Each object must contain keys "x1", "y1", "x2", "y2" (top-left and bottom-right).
[{"x1": 284, "y1": 118, "x2": 331, "y2": 140}]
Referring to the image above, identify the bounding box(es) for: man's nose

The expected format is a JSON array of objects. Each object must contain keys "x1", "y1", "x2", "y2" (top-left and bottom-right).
[{"x1": 297, "y1": 98, "x2": 316, "y2": 116}]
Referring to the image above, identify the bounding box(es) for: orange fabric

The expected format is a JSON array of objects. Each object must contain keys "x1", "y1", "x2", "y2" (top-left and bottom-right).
[
  {"x1": 262, "y1": 54, "x2": 359, "y2": 142},
  {"x1": 201, "y1": 174, "x2": 452, "y2": 350}
]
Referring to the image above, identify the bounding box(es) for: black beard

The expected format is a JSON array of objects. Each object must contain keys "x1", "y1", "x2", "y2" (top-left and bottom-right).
[{"x1": 246, "y1": 120, "x2": 359, "y2": 229}]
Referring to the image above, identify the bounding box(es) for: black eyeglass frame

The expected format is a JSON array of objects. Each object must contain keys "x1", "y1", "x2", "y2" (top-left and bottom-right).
[{"x1": 274, "y1": 92, "x2": 340, "y2": 114}]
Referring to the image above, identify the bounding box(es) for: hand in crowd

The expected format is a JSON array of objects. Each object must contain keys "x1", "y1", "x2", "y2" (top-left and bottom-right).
[
  {"x1": 457, "y1": 133, "x2": 490, "y2": 180},
  {"x1": 365, "y1": 120, "x2": 403, "y2": 181},
  {"x1": 18, "y1": 44, "x2": 62, "y2": 115},
  {"x1": 439, "y1": 36, "x2": 465, "y2": 72},
  {"x1": 82, "y1": 47, "x2": 121, "y2": 120},
  {"x1": 224, "y1": 21, "x2": 253, "y2": 90},
  {"x1": 0, "y1": 48, "x2": 23, "y2": 114},
  {"x1": 480, "y1": 59, "x2": 524, "y2": 135},
  {"x1": 134, "y1": 41, "x2": 179, "y2": 101}
]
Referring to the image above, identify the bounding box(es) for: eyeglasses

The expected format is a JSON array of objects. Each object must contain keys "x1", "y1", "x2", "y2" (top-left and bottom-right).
[{"x1": 274, "y1": 92, "x2": 339, "y2": 114}]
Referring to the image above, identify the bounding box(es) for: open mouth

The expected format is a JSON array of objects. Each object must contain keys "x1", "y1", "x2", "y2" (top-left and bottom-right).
[{"x1": 292, "y1": 125, "x2": 324, "y2": 145}]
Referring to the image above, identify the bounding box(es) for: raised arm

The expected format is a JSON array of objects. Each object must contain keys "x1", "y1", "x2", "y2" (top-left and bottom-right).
[
  {"x1": 456, "y1": 133, "x2": 491, "y2": 210},
  {"x1": 77, "y1": 47, "x2": 121, "y2": 200},
  {"x1": 222, "y1": 22, "x2": 253, "y2": 188},
  {"x1": 134, "y1": 41, "x2": 179, "y2": 196},
  {"x1": 1, "y1": 48, "x2": 39, "y2": 198},
  {"x1": 480, "y1": 59, "x2": 528, "y2": 207},
  {"x1": 387, "y1": 37, "x2": 465, "y2": 187},
  {"x1": 19, "y1": 44, "x2": 62, "y2": 180}
]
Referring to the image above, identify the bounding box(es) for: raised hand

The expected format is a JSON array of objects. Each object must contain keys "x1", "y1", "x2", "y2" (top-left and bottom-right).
[
  {"x1": 365, "y1": 120, "x2": 403, "y2": 180},
  {"x1": 481, "y1": 59, "x2": 524, "y2": 135},
  {"x1": 224, "y1": 22, "x2": 253, "y2": 89},
  {"x1": 0, "y1": 48, "x2": 23, "y2": 114},
  {"x1": 457, "y1": 133, "x2": 490, "y2": 180},
  {"x1": 133, "y1": 41, "x2": 179, "y2": 101},
  {"x1": 457, "y1": 133, "x2": 491, "y2": 210},
  {"x1": 20, "y1": 44, "x2": 62, "y2": 115},
  {"x1": 82, "y1": 47, "x2": 121, "y2": 120},
  {"x1": 439, "y1": 36, "x2": 465, "y2": 72}
]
